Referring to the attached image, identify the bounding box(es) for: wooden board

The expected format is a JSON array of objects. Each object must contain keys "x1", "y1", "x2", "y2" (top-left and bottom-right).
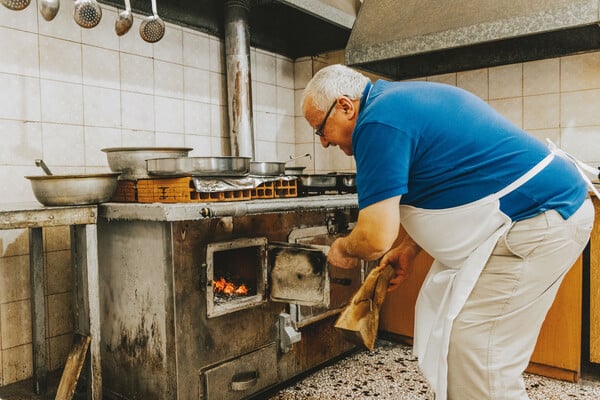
[{"x1": 55, "y1": 334, "x2": 91, "y2": 400}]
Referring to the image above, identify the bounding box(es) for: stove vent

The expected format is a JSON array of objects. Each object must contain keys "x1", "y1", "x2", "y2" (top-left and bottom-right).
[{"x1": 346, "y1": 0, "x2": 600, "y2": 80}]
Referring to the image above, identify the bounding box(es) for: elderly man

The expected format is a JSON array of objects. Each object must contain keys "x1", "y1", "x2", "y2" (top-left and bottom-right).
[{"x1": 301, "y1": 64, "x2": 594, "y2": 400}]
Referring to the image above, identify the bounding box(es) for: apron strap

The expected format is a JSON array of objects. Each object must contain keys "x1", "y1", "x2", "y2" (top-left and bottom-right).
[{"x1": 546, "y1": 139, "x2": 600, "y2": 199}]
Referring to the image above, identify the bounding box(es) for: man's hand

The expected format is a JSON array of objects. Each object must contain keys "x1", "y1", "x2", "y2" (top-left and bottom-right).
[
  {"x1": 380, "y1": 236, "x2": 421, "y2": 292},
  {"x1": 327, "y1": 237, "x2": 361, "y2": 269}
]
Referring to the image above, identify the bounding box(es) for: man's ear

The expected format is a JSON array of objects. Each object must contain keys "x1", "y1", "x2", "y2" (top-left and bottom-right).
[{"x1": 339, "y1": 96, "x2": 356, "y2": 118}]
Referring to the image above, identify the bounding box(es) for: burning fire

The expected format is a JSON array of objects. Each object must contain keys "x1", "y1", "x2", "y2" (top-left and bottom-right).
[{"x1": 213, "y1": 277, "x2": 248, "y2": 296}]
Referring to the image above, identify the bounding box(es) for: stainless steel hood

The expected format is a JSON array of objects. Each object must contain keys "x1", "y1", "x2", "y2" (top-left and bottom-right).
[{"x1": 346, "y1": 0, "x2": 600, "y2": 80}]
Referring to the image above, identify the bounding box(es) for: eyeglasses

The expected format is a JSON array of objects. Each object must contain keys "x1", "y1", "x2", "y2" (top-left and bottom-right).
[{"x1": 314, "y1": 100, "x2": 337, "y2": 137}]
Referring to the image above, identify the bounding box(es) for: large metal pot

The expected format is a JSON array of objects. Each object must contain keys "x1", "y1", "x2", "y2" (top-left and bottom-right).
[
  {"x1": 146, "y1": 156, "x2": 251, "y2": 177},
  {"x1": 102, "y1": 147, "x2": 193, "y2": 180},
  {"x1": 25, "y1": 173, "x2": 120, "y2": 206}
]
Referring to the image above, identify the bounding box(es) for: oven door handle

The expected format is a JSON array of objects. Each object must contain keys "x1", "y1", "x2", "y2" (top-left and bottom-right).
[{"x1": 231, "y1": 371, "x2": 259, "y2": 391}]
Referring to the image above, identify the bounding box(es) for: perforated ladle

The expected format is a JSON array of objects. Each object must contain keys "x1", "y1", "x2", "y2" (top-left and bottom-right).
[
  {"x1": 73, "y1": 0, "x2": 102, "y2": 29},
  {"x1": 35, "y1": 159, "x2": 53, "y2": 175},
  {"x1": 1, "y1": 0, "x2": 31, "y2": 11},
  {"x1": 139, "y1": 0, "x2": 165, "y2": 43}
]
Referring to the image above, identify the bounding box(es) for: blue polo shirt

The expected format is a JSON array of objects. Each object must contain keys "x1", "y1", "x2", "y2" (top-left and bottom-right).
[{"x1": 353, "y1": 80, "x2": 588, "y2": 221}]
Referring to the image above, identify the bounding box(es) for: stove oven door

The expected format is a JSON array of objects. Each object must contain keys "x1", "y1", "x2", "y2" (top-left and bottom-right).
[{"x1": 268, "y1": 226, "x2": 375, "y2": 327}]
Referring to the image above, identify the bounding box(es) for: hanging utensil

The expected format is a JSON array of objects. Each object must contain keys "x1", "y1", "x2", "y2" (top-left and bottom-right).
[
  {"x1": 35, "y1": 159, "x2": 53, "y2": 176},
  {"x1": 114, "y1": 0, "x2": 133, "y2": 36},
  {"x1": 39, "y1": 0, "x2": 59, "y2": 21},
  {"x1": 1, "y1": 0, "x2": 30, "y2": 11},
  {"x1": 73, "y1": 0, "x2": 102, "y2": 29},
  {"x1": 139, "y1": 0, "x2": 165, "y2": 43}
]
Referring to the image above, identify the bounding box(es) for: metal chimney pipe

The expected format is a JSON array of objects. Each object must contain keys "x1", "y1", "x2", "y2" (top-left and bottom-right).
[{"x1": 224, "y1": 0, "x2": 255, "y2": 159}]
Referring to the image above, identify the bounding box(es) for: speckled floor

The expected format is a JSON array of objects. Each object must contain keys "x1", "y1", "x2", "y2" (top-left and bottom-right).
[{"x1": 265, "y1": 340, "x2": 600, "y2": 400}]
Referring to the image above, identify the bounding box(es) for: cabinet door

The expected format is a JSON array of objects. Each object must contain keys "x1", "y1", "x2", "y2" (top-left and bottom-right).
[
  {"x1": 379, "y1": 251, "x2": 433, "y2": 340},
  {"x1": 526, "y1": 256, "x2": 582, "y2": 382}
]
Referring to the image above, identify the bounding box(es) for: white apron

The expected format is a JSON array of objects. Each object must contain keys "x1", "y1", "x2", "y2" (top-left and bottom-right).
[{"x1": 402, "y1": 153, "x2": 556, "y2": 400}]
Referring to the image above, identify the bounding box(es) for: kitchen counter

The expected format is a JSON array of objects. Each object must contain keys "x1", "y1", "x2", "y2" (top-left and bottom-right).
[{"x1": 99, "y1": 194, "x2": 358, "y2": 221}]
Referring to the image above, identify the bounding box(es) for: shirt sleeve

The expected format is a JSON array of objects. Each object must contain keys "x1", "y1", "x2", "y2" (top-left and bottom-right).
[{"x1": 354, "y1": 122, "x2": 415, "y2": 210}]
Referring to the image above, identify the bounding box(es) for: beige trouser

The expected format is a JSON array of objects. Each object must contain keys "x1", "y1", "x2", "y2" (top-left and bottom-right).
[{"x1": 447, "y1": 198, "x2": 594, "y2": 400}]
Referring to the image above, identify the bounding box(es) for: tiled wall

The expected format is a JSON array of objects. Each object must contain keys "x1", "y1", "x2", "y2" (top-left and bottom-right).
[
  {"x1": 2, "y1": 0, "x2": 600, "y2": 388},
  {"x1": 0, "y1": 0, "x2": 300, "y2": 386}
]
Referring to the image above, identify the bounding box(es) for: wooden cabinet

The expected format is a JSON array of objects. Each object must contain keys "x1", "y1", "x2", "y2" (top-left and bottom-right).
[
  {"x1": 380, "y1": 234, "x2": 584, "y2": 382},
  {"x1": 590, "y1": 197, "x2": 600, "y2": 363}
]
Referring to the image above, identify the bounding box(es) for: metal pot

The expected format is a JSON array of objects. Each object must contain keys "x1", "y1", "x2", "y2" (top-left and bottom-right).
[
  {"x1": 146, "y1": 156, "x2": 251, "y2": 177},
  {"x1": 250, "y1": 161, "x2": 285, "y2": 176},
  {"x1": 284, "y1": 166, "x2": 306, "y2": 175},
  {"x1": 25, "y1": 173, "x2": 120, "y2": 206},
  {"x1": 102, "y1": 147, "x2": 193, "y2": 180},
  {"x1": 336, "y1": 173, "x2": 356, "y2": 192},
  {"x1": 299, "y1": 174, "x2": 338, "y2": 188}
]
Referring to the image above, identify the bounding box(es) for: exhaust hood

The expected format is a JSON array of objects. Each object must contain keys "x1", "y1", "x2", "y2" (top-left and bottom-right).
[{"x1": 346, "y1": 0, "x2": 600, "y2": 80}]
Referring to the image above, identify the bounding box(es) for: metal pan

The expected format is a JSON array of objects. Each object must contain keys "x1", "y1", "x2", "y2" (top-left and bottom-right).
[
  {"x1": 146, "y1": 156, "x2": 250, "y2": 177},
  {"x1": 250, "y1": 161, "x2": 285, "y2": 176}
]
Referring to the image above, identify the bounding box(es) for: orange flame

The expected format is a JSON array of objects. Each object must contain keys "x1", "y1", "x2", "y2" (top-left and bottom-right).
[{"x1": 213, "y1": 277, "x2": 248, "y2": 296}]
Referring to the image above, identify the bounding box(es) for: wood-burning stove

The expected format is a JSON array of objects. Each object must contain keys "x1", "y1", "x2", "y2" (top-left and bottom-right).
[{"x1": 97, "y1": 195, "x2": 364, "y2": 400}]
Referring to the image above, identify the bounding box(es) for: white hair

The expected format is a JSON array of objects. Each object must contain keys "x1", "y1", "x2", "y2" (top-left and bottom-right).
[{"x1": 302, "y1": 64, "x2": 371, "y2": 112}]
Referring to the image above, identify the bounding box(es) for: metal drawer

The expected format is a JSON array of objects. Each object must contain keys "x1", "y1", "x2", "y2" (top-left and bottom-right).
[{"x1": 202, "y1": 343, "x2": 278, "y2": 400}]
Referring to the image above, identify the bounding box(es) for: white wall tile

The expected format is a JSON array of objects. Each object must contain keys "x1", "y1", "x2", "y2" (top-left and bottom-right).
[
  {"x1": 154, "y1": 60, "x2": 183, "y2": 98},
  {"x1": 562, "y1": 126, "x2": 600, "y2": 165},
  {"x1": 1, "y1": 166, "x2": 38, "y2": 203},
  {"x1": 183, "y1": 30, "x2": 210, "y2": 70},
  {"x1": 524, "y1": 93, "x2": 559, "y2": 130},
  {"x1": 294, "y1": 58, "x2": 313, "y2": 90},
  {"x1": 0, "y1": 73, "x2": 41, "y2": 120},
  {"x1": 276, "y1": 56, "x2": 294, "y2": 89},
  {"x1": 254, "y1": 111, "x2": 276, "y2": 143},
  {"x1": 276, "y1": 115, "x2": 295, "y2": 144},
  {"x1": 184, "y1": 100, "x2": 211, "y2": 135},
  {"x1": 154, "y1": 23, "x2": 183, "y2": 64},
  {"x1": 183, "y1": 66, "x2": 210, "y2": 102},
  {"x1": 39, "y1": 36, "x2": 82, "y2": 83},
  {"x1": 276, "y1": 86, "x2": 294, "y2": 116},
  {"x1": 83, "y1": 86, "x2": 121, "y2": 128},
  {"x1": 561, "y1": 89, "x2": 600, "y2": 128},
  {"x1": 154, "y1": 96, "x2": 184, "y2": 133},
  {"x1": 561, "y1": 52, "x2": 600, "y2": 92},
  {"x1": 489, "y1": 64, "x2": 522, "y2": 100},
  {"x1": 457, "y1": 68, "x2": 488, "y2": 100},
  {"x1": 254, "y1": 49, "x2": 277, "y2": 85},
  {"x1": 294, "y1": 115, "x2": 313, "y2": 144},
  {"x1": 523, "y1": 59, "x2": 559, "y2": 96},
  {"x1": 40, "y1": 80, "x2": 83, "y2": 125},
  {"x1": 0, "y1": 27, "x2": 38, "y2": 77},
  {"x1": 120, "y1": 52, "x2": 154, "y2": 94},
  {"x1": 209, "y1": 71, "x2": 226, "y2": 105},
  {"x1": 121, "y1": 128, "x2": 155, "y2": 146},
  {"x1": 42, "y1": 123, "x2": 84, "y2": 167},
  {"x1": 121, "y1": 91, "x2": 154, "y2": 131},
  {"x1": 156, "y1": 132, "x2": 185, "y2": 147},
  {"x1": 117, "y1": 16, "x2": 153, "y2": 57},
  {"x1": 254, "y1": 82, "x2": 277, "y2": 113},
  {"x1": 209, "y1": 37, "x2": 224, "y2": 73},
  {"x1": 427, "y1": 73, "x2": 457, "y2": 86},
  {"x1": 0, "y1": 120, "x2": 42, "y2": 165},
  {"x1": 83, "y1": 45, "x2": 120, "y2": 89}
]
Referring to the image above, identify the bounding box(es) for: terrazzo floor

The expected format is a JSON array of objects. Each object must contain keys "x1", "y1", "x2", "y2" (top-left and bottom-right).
[{"x1": 263, "y1": 340, "x2": 600, "y2": 400}]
